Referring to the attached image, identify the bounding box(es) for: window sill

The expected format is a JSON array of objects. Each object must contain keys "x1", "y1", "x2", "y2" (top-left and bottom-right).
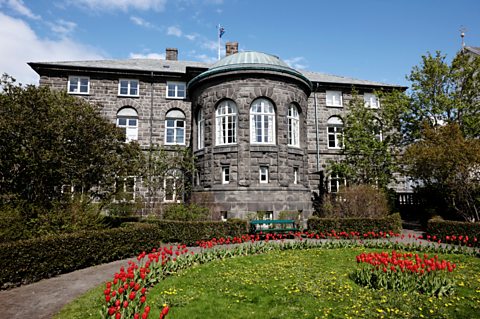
[
  {"x1": 326, "y1": 104, "x2": 343, "y2": 108},
  {"x1": 118, "y1": 95, "x2": 140, "y2": 98},
  {"x1": 166, "y1": 96, "x2": 186, "y2": 100},
  {"x1": 68, "y1": 92, "x2": 90, "y2": 95}
]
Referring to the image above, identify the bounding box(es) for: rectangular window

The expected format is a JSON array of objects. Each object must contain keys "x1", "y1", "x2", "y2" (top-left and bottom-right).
[
  {"x1": 115, "y1": 176, "x2": 136, "y2": 202},
  {"x1": 364, "y1": 93, "x2": 380, "y2": 109},
  {"x1": 222, "y1": 166, "x2": 230, "y2": 184},
  {"x1": 164, "y1": 177, "x2": 175, "y2": 202},
  {"x1": 220, "y1": 211, "x2": 228, "y2": 222},
  {"x1": 293, "y1": 167, "x2": 299, "y2": 184},
  {"x1": 259, "y1": 166, "x2": 269, "y2": 184},
  {"x1": 329, "y1": 174, "x2": 346, "y2": 193},
  {"x1": 328, "y1": 126, "x2": 343, "y2": 149},
  {"x1": 165, "y1": 119, "x2": 185, "y2": 144},
  {"x1": 326, "y1": 91, "x2": 343, "y2": 107},
  {"x1": 68, "y1": 76, "x2": 89, "y2": 94},
  {"x1": 166, "y1": 82, "x2": 186, "y2": 99},
  {"x1": 118, "y1": 79, "x2": 139, "y2": 96}
]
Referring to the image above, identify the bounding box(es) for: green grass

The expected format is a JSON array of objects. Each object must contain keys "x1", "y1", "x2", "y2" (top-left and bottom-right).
[{"x1": 55, "y1": 248, "x2": 480, "y2": 319}]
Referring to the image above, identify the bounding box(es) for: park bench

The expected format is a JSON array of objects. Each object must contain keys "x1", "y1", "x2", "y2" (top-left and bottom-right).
[{"x1": 250, "y1": 219, "x2": 299, "y2": 234}]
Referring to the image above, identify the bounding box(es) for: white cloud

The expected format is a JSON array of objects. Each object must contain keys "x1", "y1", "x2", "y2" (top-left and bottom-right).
[
  {"x1": 194, "y1": 54, "x2": 216, "y2": 63},
  {"x1": 129, "y1": 52, "x2": 165, "y2": 59},
  {"x1": 72, "y1": 0, "x2": 167, "y2": 12},
  {"x1": 0, "y1": 0, "x2": 41, "y2": 19},
  {"x1": 0, "y1": 13, "x2": 104, "y2": 85},
  {"x1": 201, "y1": 39, "x2": 218, "y2": 51},
  {"x1": 48, "y1": 19, "x2": 77, "y2": 37},
  {"x1": 167, "y1": 26, "x2": 182, "y2": 37},
  {"x1": 130, "y1": 16, "x2": 154, "y2": 28},
  {"x1": 185, "y1": 34, "x2": 196, "y2": 41},
  {"x1": 284, "y1": 56, "x2": 308, "y2": 70}
]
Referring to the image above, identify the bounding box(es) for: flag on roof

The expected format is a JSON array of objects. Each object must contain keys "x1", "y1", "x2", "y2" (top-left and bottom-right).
[{"x1": 219, "y1": 26, "x2": 225, "y2": 38}]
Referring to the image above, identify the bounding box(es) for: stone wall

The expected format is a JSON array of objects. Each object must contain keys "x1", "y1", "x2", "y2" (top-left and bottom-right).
[{"x1": 189, "y1": 73, "x2": 313, "y2": 217}]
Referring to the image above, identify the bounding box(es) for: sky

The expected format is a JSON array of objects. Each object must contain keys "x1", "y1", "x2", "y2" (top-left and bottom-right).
[{"x1": 0, "y1": 0, "x2": 479, "y2": 87}]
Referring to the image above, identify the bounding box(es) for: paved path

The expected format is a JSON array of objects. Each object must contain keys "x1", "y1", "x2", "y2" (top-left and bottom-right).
[{"x1": 0, "y1": 230, "x2": 425, "y2": 319}]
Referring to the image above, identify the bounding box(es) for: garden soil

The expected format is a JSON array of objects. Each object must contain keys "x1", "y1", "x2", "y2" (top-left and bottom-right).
[{"x1": 0, "y1": 230, "x2": 423, "y2": 319}]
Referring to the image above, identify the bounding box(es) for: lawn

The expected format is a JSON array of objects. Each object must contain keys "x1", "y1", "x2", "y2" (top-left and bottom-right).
[{"x1": 56, "y1": 247, "x2": 480, "y2": 319}]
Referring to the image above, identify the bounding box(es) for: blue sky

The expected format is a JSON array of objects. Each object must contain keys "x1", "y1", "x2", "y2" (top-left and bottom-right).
[{"x1": 0, "y1": 0, "x2": 479, "y2": 86}]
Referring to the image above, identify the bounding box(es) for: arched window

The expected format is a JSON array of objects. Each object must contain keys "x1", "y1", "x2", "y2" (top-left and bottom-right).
[
  {"x1": 165, "y1": 109, "x2": 185, "y2": 145},
  {"x1": 116, "y1": 107, "x2": 138, "y2": 142},
  {"x1": 250, "y1": 98, "x2": 275, "y2": 144},
  {"x1": 197, "y1": 108, "x2": 205, "y2": 149},
  {"x1": 216, "y1": 100, "x2": 237, "y2": 145},
  {"x1": 287, "y1": 104, "x2": 300, "y2": 147},
  {"x1": 327, "y1": 117, "x2": 343, "y2": 149}
]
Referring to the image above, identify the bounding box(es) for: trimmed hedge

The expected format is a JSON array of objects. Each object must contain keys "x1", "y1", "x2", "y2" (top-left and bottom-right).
[
  {"x1": 427, "y1": 219, "x2": 480, "y2": 247},
  {"x1": 146, "y1": 219, "x2": 248, "y2": 245},
  {"x1": 0, "y1": 219, "x2": 249, "y2": 289},
  {"x1": 307, "y1": 213, "x2": 402, "y2": 234},
  {"x1": 0, "y1": 223, "x2": 163, "y2": 289}
]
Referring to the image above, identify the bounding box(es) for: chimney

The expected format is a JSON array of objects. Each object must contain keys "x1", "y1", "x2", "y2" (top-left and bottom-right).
[
  {"x1": 165, "y1": 48, "x2": 178, "y2": 61},
  {"x1": 225, "y1": 42, "x2": 238, "y2": 56}
]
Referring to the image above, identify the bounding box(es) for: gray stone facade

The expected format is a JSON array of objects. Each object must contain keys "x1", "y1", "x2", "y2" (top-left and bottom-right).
[{"x1": 29, "y1": 47, "x2": 404, "y2": 220}]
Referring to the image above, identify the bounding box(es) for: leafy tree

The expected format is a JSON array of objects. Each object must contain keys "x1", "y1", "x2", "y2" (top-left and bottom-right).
[
  {"x1": 329, "y1": 92, "x2": 401, "y2": 189},
  {"x1": 0, "y1": 74, "x2": 143, "y2": 209},
  {"x1": 384, "y1": 51, "x2": 480, "y2": 143},
  {"x1": 403, "y1": 123, "x2": 480, "y2": 222}
]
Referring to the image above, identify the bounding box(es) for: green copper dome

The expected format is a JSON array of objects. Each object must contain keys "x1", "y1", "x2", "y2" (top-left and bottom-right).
[{"x1": 188, "y1": 51, "x2": 312, "y2": 90}]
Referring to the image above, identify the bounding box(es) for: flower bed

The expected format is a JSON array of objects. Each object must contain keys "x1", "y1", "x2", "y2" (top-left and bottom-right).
[
  {"x1": 307, "y1": 213, "x2": 402, "y2": 234},
  {"x1": 98, "y1": 231, "x2": 479, "y2": 318},
  {"x1": 352, "y1": 250, "x2": 457, "y2": 296},
  {"x1": 427, "y1": 219, "x2": 480, "y2": 248}
]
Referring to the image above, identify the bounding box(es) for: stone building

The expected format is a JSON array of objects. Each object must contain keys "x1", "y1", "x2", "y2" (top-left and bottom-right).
[{"x1": 29, "y1": 43, "x2": 404, "y2": 219}]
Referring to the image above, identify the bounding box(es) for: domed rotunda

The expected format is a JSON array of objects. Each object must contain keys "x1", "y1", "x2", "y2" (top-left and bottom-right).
[{"x1": 188, "y1": 51, "x2": 313, "y2": 219}]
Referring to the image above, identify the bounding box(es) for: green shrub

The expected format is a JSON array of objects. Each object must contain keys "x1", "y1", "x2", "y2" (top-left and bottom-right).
[
  {"x1": 427, "y1": 219, "x2": 480, "y2": 247},
  {"x1": 147, "y1": 219, "x2": 248, "y2": 245},
  {"x1": 322, "y1": 185, "x2": 390, "y2": 218},
  {"x1": 162, "y1": 203, "x2": 210, "y2": 221},
  {"x1": 307, "y1": 213, "x2": 402, "y2": 234},
  {"x1": 0, "y1": 223, "x2": 164, "y2": 289}
]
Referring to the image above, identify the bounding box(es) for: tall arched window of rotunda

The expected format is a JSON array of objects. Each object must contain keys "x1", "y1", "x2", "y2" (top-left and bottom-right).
[
  {"x1": 215, "y1": 100, "x2": 237, "y2": 145},
  {"x1": 250, "y1": 98, "x2": 276, "y2": 144},
  {"x1": 116, "y1": 107, "x2": 138, "y2": 142},
  {"x1": 197, "y1": 108, "x2": 205, "y2": 149},
  {"x1": 287, "y1": 104, "x2": 300, "y2": 147}
]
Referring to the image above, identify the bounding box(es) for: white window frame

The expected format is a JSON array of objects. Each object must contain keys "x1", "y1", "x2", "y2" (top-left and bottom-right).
[
  {"x1": 197, "y1": 109, "x2": 205, "y2": 149},
  {"x1": 115, "y1": 176, "x2": 136, "y2": 202},
  {"x1": 326, "y1": 90, "x2": 343, "y2": 107},
  {"x1": 364, "y1": 93, "x2": 380, "y2": 109},
  {"x1": 287, "y1": 104, "x2": 300, "y2": 147},
  {"x1": 116, "y1": 107, "x2": 138, "y2": 142},
  {"x1": 329, "y1": 173, "x2": 346, "y2": 193},
  {"x1": 259, "y1": 166, "x2": 269, "y2": 184},
  {"x1": 118, "y1": 79, "x2": 139, "y2": 97},
  {"x1": 216, "y1": 100, "x2": 237, "y2": 145},
  {"x1": 166, "y1": 81, "x2": 186, "y2": 99},
  {"x1": 327, "y1": 117, "x2": 343, "y2": 149},
  {"x1": 163, "y1": 170, "x2": 182, "y2": 203},
  {"x1": 222, "y1": 166, "x2": 230, "y2": 184},
  {"x1": 250, "y1": 98, "x2": 276, "y2": 145},
  {"x1": 293, "y1": 167, "x2": 299, "y2": 184},
  {"x1": 165, "y1": 109, "x2": 186, "y2": 145},
  {"x1": 68, "y1": 76, "x2": 90, "y2": 95}
]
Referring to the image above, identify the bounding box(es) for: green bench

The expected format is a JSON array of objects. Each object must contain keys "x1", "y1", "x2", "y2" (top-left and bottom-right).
[{"x1": 250, "y1": 219, "x2": 299, "y2": 234}]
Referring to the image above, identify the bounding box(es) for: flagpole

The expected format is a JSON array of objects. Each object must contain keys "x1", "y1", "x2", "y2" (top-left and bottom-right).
[{"x1": 217, "y1": 24, "x2": 221, "y2": 60}]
